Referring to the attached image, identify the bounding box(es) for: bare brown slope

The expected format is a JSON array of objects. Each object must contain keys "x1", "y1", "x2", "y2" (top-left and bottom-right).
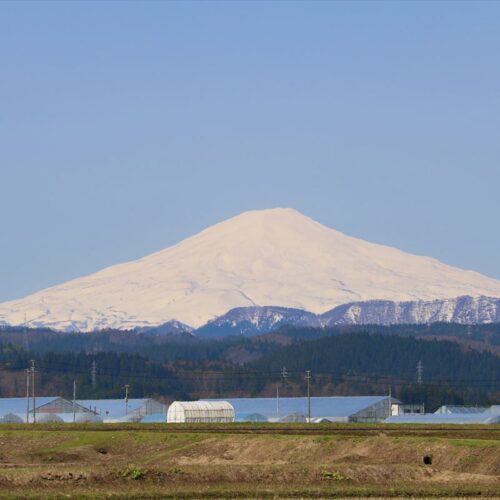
[{"x1": 0, "y1": 425, "x2": 498, "y2": 498}]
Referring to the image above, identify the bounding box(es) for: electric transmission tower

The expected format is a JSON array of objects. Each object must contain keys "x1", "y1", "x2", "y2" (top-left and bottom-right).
[
  {"x1": 276, "y1": 366, "x2": 289, "y2": 418},
  {"x1": 281, "y1": 366, "x2": 289, "y2": 384},
  {"x1": 416, "y1": 360, "x2": 424, "y2": 385},
  {"x1": 91, "y1": 360, "x2": 97, "y2": 389}
]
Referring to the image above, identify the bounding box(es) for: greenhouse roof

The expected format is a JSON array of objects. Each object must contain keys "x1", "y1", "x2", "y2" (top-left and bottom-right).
[
  {"x1": 141, "y1": 413, "x2": 167, "y2": 423},
  {"x1": 386, "y1": 413, "x2": 500, "y2": 424},
  {"x1": 76, "y1": 399, "x2": 152, "y2": 420},
  {"x1": 169, "y1": 401, "x2": 234, "y2": 412},
  {"x1": 0, "y1": 397, "x2": 66, "y2": 415},
  {"x1": 434, "y1": 405, "x2": 489, "y2": 414},
  {"x1": 203, "y1": 396, "x2": 392, "y2": 419}
]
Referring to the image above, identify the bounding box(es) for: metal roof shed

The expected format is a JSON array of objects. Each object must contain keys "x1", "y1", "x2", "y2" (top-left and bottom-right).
[{"x1": 0, "y1": 397, "x2": 90, "y2": 415}]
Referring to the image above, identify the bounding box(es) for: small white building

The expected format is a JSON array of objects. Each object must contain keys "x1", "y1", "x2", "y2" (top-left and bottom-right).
[
  {"x1": 167, "y1": 401, "x2": 235, "y2": 423},
  {"x1": 391, "y1": 403, "x2": 425, "y2": 416}
]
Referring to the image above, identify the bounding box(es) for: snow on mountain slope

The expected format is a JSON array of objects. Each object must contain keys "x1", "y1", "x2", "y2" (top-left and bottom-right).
[
  {"x1": 1, "y1": 208, "x2": 500, "y2": 332},
  {"x1": 320, "y1": 295, "x2": 500, "y2": 326},
  {"x1": 195, "y1": 306, "x2": 321, "y2": 338},
  {"x1": 193, "y1": 296, "x2": 500, "y2": 337}
]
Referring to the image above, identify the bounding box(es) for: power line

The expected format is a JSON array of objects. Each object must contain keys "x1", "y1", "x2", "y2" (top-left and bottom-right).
[
  {"x1": 23, "y1": 361, "x2": 500, "y2": 384},
  {"x1": 1, "y1": 360, "x2": 498, "y2": 390},
  {"x1": 33, "y1": 361, "x2": 498, "y2": 386}
]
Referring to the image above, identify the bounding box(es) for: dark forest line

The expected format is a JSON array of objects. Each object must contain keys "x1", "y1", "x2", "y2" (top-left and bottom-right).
[{"x1": 0, "y1": 323, "x2": 498, "y2": 411}]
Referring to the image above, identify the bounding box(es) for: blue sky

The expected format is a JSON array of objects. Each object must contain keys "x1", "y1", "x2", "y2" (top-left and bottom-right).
[{"x1": 1, "y1": 0, "x2": 499, "y2": 301}]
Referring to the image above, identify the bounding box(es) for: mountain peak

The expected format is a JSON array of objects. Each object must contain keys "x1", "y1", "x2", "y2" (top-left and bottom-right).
[
  {"x1": 2, "y1": 209, "x2": 500, "y2": 331},
  {"x1": 205, "y1": 207, "x2": 318, "y2": 230}
]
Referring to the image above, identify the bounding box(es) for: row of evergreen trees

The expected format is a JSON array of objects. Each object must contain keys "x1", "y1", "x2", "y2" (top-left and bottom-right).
[{"x1": 0, "y1": 328, "x2": 498, "y2": 411}]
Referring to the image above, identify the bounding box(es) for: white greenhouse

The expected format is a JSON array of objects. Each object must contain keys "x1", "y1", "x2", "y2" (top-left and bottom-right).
[
  {"x1": 36, "y1": 413, "x2": 64, "y2": 424},
  {"x1": 0, "y1": 413, "x2": 24, "y2": 424},
  {"x1": 167, "y1": 401, "x2": 234, "y2": 423},
  {"x1": 75, "y1": 412, "x2": 103, "y2": 423}
]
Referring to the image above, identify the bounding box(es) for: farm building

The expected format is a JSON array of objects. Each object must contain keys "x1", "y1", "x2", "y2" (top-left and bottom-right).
[
  {"x1": 203, "y1": 396, "x2": 396, "y2": 423},
  {"x1": 387, "y1": 404, "x2": 500, "y2": 424},
  {"x1": 0, "y1": 397, "x2": 91, "y2": 423},
  {"x1": 434, "y1": 405, "x2": 489, "y2": 414},
  {"x1": 391, "y1": 403, "x2": 425, "y2": 416},
  {"x1": 76, "y1": 398, "x2": 166, "y2": 422},
  {"x1": 167, "y1": 401, "x2": 235, "y2": 423},
  {"x1": 385, "y1": 413, "x2": 500, "y2": 424}
]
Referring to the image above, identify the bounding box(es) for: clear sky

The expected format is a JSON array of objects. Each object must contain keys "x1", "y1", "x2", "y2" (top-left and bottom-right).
[{"x1": 1, "y1": 0, "x2": 499, "y2": 302}]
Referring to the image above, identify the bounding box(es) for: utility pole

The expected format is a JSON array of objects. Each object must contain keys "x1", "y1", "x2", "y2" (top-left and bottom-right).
[
  {"x1": 305, "y1": 370, "x2": 311, "y2": 423},
  {"x1": 276, "y1": 384, "x2": 279, "y2": 418},
  {"x1": 124, "y1": 384, "x2": 130, "y2": 415},
  {"x1": 416, "y1": 360, "x2": 424, "y2": 385},
  {"x1": 30, "y1": 360, "x2": 36, "y2": 424},
  {"x1": 388, "y1": 385, "x2": 393, "y2": 417},
  {"x1": 25, "y1": 367, "x2": 31, "y2": 424},
  {"x1": 73, "y1": 380, "x2": 77, "y2": 423},
  {"x1": 91, "y1": 360, "x2": 97, "y2": 389}
]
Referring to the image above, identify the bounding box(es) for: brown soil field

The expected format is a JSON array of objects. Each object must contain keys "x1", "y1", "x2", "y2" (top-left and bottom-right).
[{"x1": 0, "y1": 424, "x2": 498, "y2": 498}]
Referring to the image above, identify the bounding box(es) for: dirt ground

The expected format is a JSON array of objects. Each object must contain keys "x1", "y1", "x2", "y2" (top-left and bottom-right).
[{"x1": 0, "y1": 424, "x2": 498, "y2": 498}]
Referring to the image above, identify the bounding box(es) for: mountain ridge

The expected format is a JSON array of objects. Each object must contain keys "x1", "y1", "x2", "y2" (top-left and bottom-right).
[
  {"x1": 192, "y1": 295, "x2": 500, "y2": 338},
  {"x1": 1, "y1": 208, "x2": 500, "y2": 332}
]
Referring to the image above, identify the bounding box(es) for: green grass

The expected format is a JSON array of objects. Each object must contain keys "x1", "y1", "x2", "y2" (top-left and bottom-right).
[
  {"x1": 0, "y1": 424, "x2": 498, "y2": 498},
  {"x1": 450, "y1": 438, "x2": 500, "y2": 448}
]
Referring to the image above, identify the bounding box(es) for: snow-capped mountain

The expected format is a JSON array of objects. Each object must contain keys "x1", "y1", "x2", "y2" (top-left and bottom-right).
[{"x1": 1, "y1": 207, "x2": 500, "y2": 332}]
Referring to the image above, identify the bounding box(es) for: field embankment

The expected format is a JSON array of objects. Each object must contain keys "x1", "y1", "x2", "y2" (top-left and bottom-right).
[{"x1": 0, "y1": 424, "x2": 498, "y2": 498}]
